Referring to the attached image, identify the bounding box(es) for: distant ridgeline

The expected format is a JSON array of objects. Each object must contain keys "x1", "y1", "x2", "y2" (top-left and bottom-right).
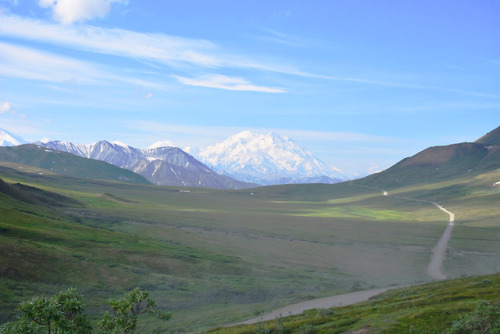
[{"x1": 359, "y1": 126, "x2": 500, "y2": 188}]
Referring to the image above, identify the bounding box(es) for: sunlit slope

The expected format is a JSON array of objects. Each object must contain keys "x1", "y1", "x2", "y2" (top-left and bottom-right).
[
  {"x1": 360, "y1": 142, "x2": 500, "y2": 189},
  {"x1": 0, "y1": 144, "x2": 150, "y2": 184},
  {"x1": 476, "y1": 125, "x2": 500, "y2": 146}
]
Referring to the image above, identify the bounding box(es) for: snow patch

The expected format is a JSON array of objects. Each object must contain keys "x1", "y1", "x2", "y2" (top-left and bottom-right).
[{"x1": 148, "y1": 140, "x2": 175, "y2": 149}]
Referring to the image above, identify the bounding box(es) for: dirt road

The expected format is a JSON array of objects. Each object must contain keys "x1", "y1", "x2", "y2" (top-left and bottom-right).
[
  {"x1": 426, "y1": 202, "x2": 456, "y2": 280},
  {"x1": 235, "y1": 287, "x2": 391, "y2": 325},
  {"x1": 230, "y1": 190, "x2": 456, "y2": 325}
]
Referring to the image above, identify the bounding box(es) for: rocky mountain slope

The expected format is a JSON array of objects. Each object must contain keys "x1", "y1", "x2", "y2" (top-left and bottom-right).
[{"x1": 37, "y1": 140, "x2": 255, "y2": 189}]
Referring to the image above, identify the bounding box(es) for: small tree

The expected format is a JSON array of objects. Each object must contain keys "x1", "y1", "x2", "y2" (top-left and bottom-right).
[
  {"x1": 98, "y1": 288, "x2": 171, "y2": 334},
  {"x1": 0, "y1": 288, "x2": 91, "y2": 334},
  {"x1": 0, "y1": 288, "x2": 170, "y2": 334},
  {"x1": 448, "y1": 300, "x2": 500, "y2": 334}
]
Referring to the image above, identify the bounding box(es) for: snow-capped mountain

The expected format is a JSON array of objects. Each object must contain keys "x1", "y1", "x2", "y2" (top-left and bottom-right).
[
  {"x1": 195, "y1": 131, "x2": 348, "y2": 185},
  {"x1": 36, "y1": 140, "x2": 255, "y2": 189},
  {"x1": 0, "y1": 128, "x2": 27, "y2": 146}
]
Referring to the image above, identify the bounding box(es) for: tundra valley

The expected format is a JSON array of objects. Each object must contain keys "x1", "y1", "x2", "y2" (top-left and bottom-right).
[{"x1": 0, "y1": 127, "x2": 499, "y2": 332}]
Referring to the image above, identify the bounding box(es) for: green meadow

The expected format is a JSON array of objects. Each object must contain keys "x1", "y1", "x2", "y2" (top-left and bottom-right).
[{"x1": 1, "y1": 162, "x2": 499, "y2": 332}]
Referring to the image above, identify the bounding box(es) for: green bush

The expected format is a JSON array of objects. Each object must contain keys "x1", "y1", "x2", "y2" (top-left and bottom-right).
[
  {"x1": 448, "y1": 300, "x2": 500, "y2": 334},
  {"x1": 0, "y1": 288, "x2": 170, "y2": 334}
]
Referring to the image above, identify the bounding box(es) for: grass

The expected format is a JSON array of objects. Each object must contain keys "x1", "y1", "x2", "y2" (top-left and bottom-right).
[
  {"x1": 0, "y1": 161, "x2": 499, "y2": 331},
  {"x1": 206, "y1": 272, "x2": 500, "y2": 333}
]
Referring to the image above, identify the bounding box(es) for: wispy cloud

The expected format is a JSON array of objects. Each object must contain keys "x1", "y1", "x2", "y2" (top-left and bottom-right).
[
  {"x1": 0, "y1": 13, "x2": 497, "y2": 99},
  {"x1": 0, "y1": 13, "x2": 316, "y2": 79},
  {"x1": 253, "y1": 26, "x2": 326, "y2": 48},
  {"x1": 0, "y1": 41, "x2": 100, "y2": 83},
  {"x1": 0, "y1": 13, "x2": 220, "y2": 68},
  {"x1": 173, "y1": 74, "x2": 285, "y2": 93},
  {"x1": 279, "y1": 129, "x2": 396, "y2": 143},
  {"x1": 0, "y1": 101, "x2": 12, "y2": 114},
  {"x1": 39, "y1": 0, "x2": 127, "y2": 24},
  {"x1": 0, "y1": 41, "x2": 164, "y2": 90},
  {"x1": 128, "y1": 121, "x2": 397, "y2": 147}
]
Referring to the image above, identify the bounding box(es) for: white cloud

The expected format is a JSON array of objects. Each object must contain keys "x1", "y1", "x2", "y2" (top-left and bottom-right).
[
  {"x1": 0, "y1": 101, "x2": 12, "y2": 114},
  {"x1": 39, "y1": 0, "x2": 126, "y2": 24},
  {"x1": 173, "y1": 74, "x2": 285, "y2": 93},
  {"x1": 143, "y1": 92, "x2": 153, "y2": 99},
  {"x1": 0, "y1": 14, "x2": 220, "y2": 68},
  {"x1": 0, "y1": 41, "x2": 164, "y2": 89},
  {"x1": 0, "y1": 13, "x2": 308, "y2": 77},
  {"x1": 0, "y1": 41, "x2": 99, "y2": 83}
]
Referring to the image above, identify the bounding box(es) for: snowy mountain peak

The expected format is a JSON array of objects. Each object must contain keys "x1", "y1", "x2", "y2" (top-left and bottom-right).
[
  {"x1": 195, "y1": 131, "x2": 348, "y2": 185},
  {"x1": 36, "y1": 139, "x2": 253, "y2": 189},
  {"x1": 0, "y1": 128, "x2": 27, "y2": 146}
]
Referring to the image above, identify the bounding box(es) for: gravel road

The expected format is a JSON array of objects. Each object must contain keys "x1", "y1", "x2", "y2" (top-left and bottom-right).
[
  {"x1": 235, "y1": 287, "x2": 391, "y2": 325},
  {"x1": 427, "y1": 202, "x2": 456, "y2": 280},
  {"x1": 231, "y1": 190, "x2": 456, "y2": 325}
]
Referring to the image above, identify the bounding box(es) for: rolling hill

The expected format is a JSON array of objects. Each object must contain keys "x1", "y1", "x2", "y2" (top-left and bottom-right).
[
  {"x1": 476, "y1": 125, "x2": 500, "y2": 146},
  {"x1": 359, "y1": 126, "x2": 500, "y2": 189}
]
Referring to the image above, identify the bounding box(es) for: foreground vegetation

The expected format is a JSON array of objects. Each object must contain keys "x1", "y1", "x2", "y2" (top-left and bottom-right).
[
  {"x1": 0, "y1": 288, "x2": 169, "y2": 333},
  {"x1": 1, "y1": 159, "x2": 499, "y2": 331},
  {"x1": 207, "y1": 273, "x2": 500, "y2": 333}
]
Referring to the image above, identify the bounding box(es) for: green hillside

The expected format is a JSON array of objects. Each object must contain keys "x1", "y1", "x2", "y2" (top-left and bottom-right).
[
  {"x1": 360, "y1": 142, "x2": 500, "y2": 189},
  {"x1": 476, "y1": 125, "x2": 500, "y2": 146},
  {"x1": 207, "y1": 272, "x2": 500, "y2": 333},
  {"x1": 0, "y1": 144, "x2": 150, "y2": 184}
]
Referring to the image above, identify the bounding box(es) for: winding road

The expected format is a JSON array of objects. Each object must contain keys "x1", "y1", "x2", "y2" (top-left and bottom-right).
[
  {"x1": 235, "y1": 288, "x2": 391, "y2": 325},
  {"x1": 427, "y1": 202, "x2": 455, "y2": 280},
  {"x1": 231, "y1": 189, "x2": 456, "y2": 325}
]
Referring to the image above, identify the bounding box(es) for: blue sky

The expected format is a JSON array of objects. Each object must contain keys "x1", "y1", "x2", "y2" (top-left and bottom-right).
[{"x1": 0, "y1": 0, "x2": 498, "y2": 174}]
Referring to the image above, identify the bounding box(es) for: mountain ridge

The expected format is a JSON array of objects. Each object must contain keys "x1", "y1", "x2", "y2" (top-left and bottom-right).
[
  {"x1": 0, "y1": 144, "x2": 151, "y2": 184},
  {"x1": 359, "y1": 127, "x2": 500, "y2": 189},
  {"x1": 475, "y1": 125, "x2": 500, "y2": 146},
  {"x1": 37, "y1": 140, "x2": 255, "y2": 189}
]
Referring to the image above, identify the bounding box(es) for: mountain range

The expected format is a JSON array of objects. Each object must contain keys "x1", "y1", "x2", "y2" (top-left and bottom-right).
[
  {"x1": 35, "y1": 140, "x2": 254, "y2": 189},
  {"x1": 4, "y1": 127, "x2": 499, "y2": 190},
  {"x1": 0, "y1": 128, "x2": 347, "y2": 188}
]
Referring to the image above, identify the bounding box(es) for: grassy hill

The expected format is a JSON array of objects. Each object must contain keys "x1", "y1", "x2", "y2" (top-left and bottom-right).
[
  {"x1": 0, "y1": 144, "x2": 150, "y2": 184},
  {"x1": 359, "y1": 126, "x2": 500, "y2": 190},
  {"x1": 476, "y1": 125, "x2": 500, "y2": 146},
  {"x1": 206, "y1": 272, "x2": 500, "y2": 333},
  {"x1": 359, "y1": 142, "x2": 500, "y2": 189}
]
